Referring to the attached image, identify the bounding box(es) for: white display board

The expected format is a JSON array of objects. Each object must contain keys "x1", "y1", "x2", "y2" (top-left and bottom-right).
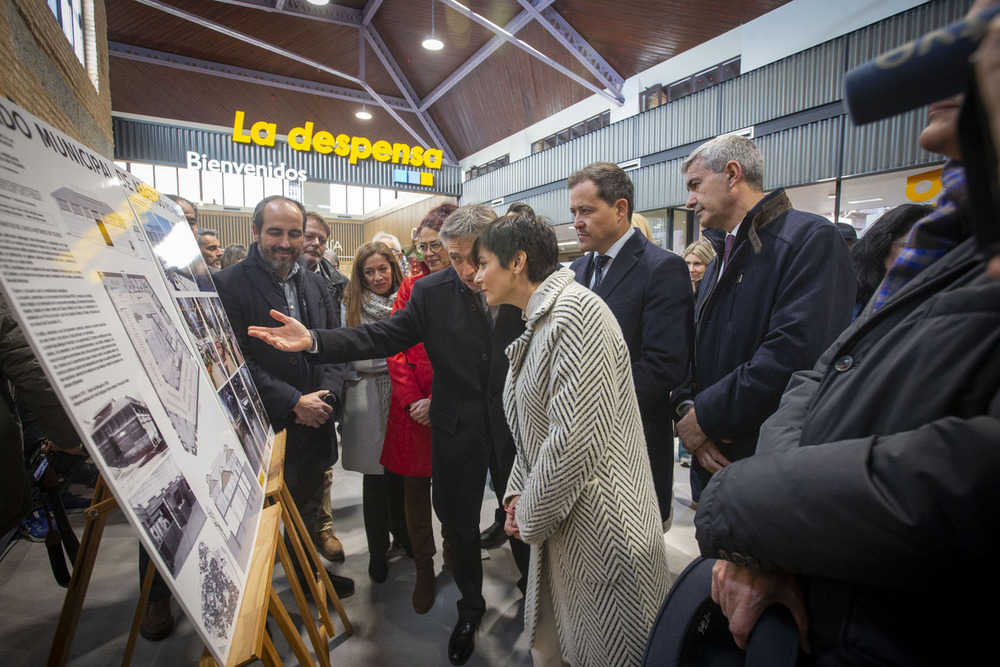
[{"x1": 0, "y1": 100, "x2": 272, "y2": 663}]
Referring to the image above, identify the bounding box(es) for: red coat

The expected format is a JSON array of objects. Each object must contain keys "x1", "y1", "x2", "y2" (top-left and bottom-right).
[{"x1": 380, "y1": 273, "x2": 433, "y2": 477}]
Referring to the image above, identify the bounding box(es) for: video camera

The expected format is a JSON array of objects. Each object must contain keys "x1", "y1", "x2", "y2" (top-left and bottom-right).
[{"x1": 844, "y1": 4, "x2": 1000, "y2": 258}]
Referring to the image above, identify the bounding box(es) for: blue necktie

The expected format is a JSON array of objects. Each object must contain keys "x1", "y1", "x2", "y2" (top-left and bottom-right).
[{"x1": 593, "y1": 254, "x2": 610, "y2": 289}]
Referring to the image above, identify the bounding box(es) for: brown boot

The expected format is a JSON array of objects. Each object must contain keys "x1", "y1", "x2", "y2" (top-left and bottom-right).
[
  {"x1": 404, "y1": 476, "x2": 436, "y2": 613},
  {"x1": 316, "y1": 527, "x2": 345, "y2": 562}
]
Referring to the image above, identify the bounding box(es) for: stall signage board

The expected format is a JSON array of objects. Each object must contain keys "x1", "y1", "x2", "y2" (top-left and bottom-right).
[{"x1": 0, "y1": 99, "x2": 272, "y2": 664}]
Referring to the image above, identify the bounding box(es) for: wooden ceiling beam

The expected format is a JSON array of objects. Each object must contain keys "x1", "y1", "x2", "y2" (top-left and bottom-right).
[
  {"x1": 108, "y1": 42, "x2": 413, "y2": 112},
  {"x1": 515, "y1": 1, "x2": 624, "y2": 99},
  {"x1": 418, "y1": 0, "x2": 557, "y2": 113},
  {"x1": 136, "y1": 0, "x2": 437, "y2": 150},
  {"x1": 434, "y1": 0, "x2": 623, "y2": 107}
]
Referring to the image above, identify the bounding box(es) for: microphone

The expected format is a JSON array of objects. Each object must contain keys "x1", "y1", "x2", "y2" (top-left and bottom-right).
[{"x1": 843, "y1": 5, "x2": 1000, "y2": 125}]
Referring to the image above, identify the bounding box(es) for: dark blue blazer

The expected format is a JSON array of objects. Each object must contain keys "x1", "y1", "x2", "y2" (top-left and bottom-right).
[{"x1": 570, "y1": 229, "x2": 693, "y2": 519}]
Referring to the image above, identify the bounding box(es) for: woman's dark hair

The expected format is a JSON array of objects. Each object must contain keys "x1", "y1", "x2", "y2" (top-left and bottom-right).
[
  {"x1": 416, "y1": 202, "x2": 459, "y2": 234},
  {"x1": 851, "y1": 204, "x2": 933, "y2": 305},
  {"x1": 474, "y1": 211, "x2": 560, "y2": 284}
]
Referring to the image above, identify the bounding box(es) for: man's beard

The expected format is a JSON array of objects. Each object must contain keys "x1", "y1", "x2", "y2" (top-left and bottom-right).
[{"x1": 261, "y1": 245, "x2": 297, "y2": 276}]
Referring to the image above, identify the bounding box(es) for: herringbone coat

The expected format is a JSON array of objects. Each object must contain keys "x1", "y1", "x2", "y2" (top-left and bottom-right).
[{"x1": 504, "y1": 269, "x2": 670, "y2": 666}]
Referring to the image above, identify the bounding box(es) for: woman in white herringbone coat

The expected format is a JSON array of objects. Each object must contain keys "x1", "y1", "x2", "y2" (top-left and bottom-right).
[{"x1": 473, "y1": 211, "x2": 670, "y2": 666}]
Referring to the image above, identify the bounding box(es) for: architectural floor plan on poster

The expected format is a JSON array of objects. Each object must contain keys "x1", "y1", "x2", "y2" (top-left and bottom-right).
[{"x1": 0, "y1": 99, "x2": 273, "y2": 664}]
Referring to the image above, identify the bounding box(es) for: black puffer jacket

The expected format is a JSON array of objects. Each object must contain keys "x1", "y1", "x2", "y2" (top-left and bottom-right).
[{"x1": 696, "y1": 233, "x2": 1000, "y2": 664}]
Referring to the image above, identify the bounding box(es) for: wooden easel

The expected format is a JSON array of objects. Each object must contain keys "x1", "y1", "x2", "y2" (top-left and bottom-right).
[
  {"x1": 46, "y1": 431, "x2": 349, "y2": 666},
  {"x1": 261, "y1": 432, "x2": 353, "y2": 667}
]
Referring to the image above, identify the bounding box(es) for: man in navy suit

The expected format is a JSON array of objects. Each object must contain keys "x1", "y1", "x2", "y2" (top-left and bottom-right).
[{"x1": 568, "y1": 162, "x2": 693, "y2": 525}]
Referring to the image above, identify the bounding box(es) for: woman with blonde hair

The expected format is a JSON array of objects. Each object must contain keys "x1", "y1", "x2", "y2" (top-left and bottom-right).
[{"x1": 682, "y1": 239, "x2": 715, "y2": 293}]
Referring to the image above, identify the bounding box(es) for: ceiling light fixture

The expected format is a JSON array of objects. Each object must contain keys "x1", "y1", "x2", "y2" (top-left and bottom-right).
[
  {"x1": 305, "y1": 0, "x2": 330, "y2": 6},
  {"x1": 422, "y1": 0, "x2": 444, "y2": 51},
  {"x1": 356, "y1": 105, "x2": 372, "y2": 120}
]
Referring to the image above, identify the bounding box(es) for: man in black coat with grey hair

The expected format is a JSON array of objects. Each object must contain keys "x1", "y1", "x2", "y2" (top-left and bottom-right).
[{"x1": 246, "y1": 203, "x2": 529, "y2": 666}]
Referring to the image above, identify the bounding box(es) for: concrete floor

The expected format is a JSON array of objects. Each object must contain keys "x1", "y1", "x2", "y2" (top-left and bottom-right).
[{"x1": 0, "y1": 458, "x2": 700, "y2": 666}]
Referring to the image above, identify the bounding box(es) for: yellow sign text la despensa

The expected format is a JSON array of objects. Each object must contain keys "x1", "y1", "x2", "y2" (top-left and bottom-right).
[{"x1": 231, "y1": 111, "x2": 443, "y2": 169}]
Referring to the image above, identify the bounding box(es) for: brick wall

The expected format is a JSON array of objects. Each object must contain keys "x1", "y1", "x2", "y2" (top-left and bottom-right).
[{"x1": 0, "y1": 0, "x2": 112, "y2": 156}]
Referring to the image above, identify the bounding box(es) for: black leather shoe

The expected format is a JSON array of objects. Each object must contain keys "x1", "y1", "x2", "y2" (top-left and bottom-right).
[
  {"x1": 327, "y1": 571, "x2": 355, "y2": 599},
  {"x1": 448, "y1": 620, "x2": 477, "y2": 665},
  {"x1": 480, "y1": 519, "x2": 507, "y2": 550}
]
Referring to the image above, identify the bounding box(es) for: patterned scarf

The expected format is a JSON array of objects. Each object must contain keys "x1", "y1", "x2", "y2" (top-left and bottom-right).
[
  {"x1": 873, "y1": 162, "x2": 969, "y2": 309},
  {"x1": 361, "y1": 289, "x2": 397, "y2": 415},
  {"x1": 361, "y1": 289, "x2": 397, "y2": 322}
]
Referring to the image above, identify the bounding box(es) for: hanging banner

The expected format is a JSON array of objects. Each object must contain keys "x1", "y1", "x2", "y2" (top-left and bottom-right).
[{"x1": 0, "y1": 99, "x2": 272, "y2": 664}]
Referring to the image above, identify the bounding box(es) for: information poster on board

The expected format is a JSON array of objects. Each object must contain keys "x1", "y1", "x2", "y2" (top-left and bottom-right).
[{"x1": 0, "y1": 99, "x2": 272, "y2": 663}]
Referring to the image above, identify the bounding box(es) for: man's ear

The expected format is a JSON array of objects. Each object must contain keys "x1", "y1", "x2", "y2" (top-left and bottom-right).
[
  {"x1": 724, "y1": 160, "x2": 743, "y2": 188},
  {"x1": 615, "y1": 198, "x2": 629, "y2": 223}
]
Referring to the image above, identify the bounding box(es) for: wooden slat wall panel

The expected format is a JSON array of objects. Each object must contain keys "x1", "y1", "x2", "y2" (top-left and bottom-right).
[{"x1": 362, "y1": 195, "x2": 458, "y2": 253}]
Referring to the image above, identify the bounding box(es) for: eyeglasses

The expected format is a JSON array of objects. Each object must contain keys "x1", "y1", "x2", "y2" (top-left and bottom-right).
[{"x1": 416, "y1": 241, "x2": 443, "y2": 253}]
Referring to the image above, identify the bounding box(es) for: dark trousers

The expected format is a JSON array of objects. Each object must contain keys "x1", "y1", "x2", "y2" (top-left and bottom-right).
[
  {"x1": 442, "y1": 522, "x2": 486, "y2": 624},
  {"x1": 138, "y1": 546, "x2": 171, "y2": 602},
  {"x1": 488, "y1": 442, "x2": 530, "y2": 584},
  {"x1": 283, "y1": 424, "x2": 330, "y2": 579},
  {"x1": 362, "y1": 471, "x2": 408, "y2": 559}
]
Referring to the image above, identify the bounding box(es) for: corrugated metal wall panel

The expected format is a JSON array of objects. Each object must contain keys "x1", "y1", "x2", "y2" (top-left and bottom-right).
[
  {"x1": 489, "y1": 189, "x2": 571, "y2": 226},
  {"x1": 841, "y1": 107, "x2": 938, "y2": 176},
  {"x1": 113, "y1": 117, "x2": 463, "y2": 195},
  {"x1": 633, "y1": 159, "x2": 688, "y2": 210},
  {"x1": 720, "y1": 40, "x2": 845, "y2": 132},
  {"x1": 637, "y1": 90, "x2": 720, "y2": 154},
  {"x1": 464, "y1": 0, "x2": 960, "y2": 207},
  {"x1": 847, "y1": 0, "x2": 971, "y2": 69},
  {"x1": 757, "y1": 117, "x2": 843, "y2": 189}
]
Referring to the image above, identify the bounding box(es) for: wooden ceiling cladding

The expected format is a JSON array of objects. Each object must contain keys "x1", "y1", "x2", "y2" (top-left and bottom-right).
[
  {"x1": 428, "y1": 24, "x2": 596, "y2": 156},
  {"x1": 553, "y1": 0, "x2": 794, "y2": 76},
  {"x1": 106, "y1": 0, "x2": 398, "y2": 93},
  {"x1": 109, "y1": 58, "x2": 427, "y2": 150},
  {"x1": 106, "y1": 0, "x2": 796, "y2": 161},
  {"x1": 371, "y1": 0, "x2": 522, "y2": 99}
]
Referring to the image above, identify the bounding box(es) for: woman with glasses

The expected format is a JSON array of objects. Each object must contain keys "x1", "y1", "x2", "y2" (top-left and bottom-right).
[{"x1": 380, "y1": 202, "x2": 457, "y2": 612}]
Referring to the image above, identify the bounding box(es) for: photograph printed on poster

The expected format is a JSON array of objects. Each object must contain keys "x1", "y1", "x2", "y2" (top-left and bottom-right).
[
  {"x1": 203, "y1": 296, "x2": 245, "y2": 369},
  {"x1": 51, "y1": 186, "x2": 151, "y2": 262},
  {"x1": 229, "y1": 369, "x2": 267, "y2": 452},
  {"x1": 198, "y1": 540, "x2": 240, "y2": 643},
  {"x1": 204, "y1": 444, "x2": 262, "y2": 572},
  {"x1": 218, "y1": 380, "x2": 261, "y2": 472},
  {"x1": 100, "y1": 272, "x2": 200, "y2": 454},
  {"x1": 88, "y1": 392, "x2": 206, "y2": 577},
  {"x1": 238, "y1": 365, "x2": 268, "y2": 432},
  {"x1": 132, "y1": 457, "x2": 207, "y2": 578}
]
